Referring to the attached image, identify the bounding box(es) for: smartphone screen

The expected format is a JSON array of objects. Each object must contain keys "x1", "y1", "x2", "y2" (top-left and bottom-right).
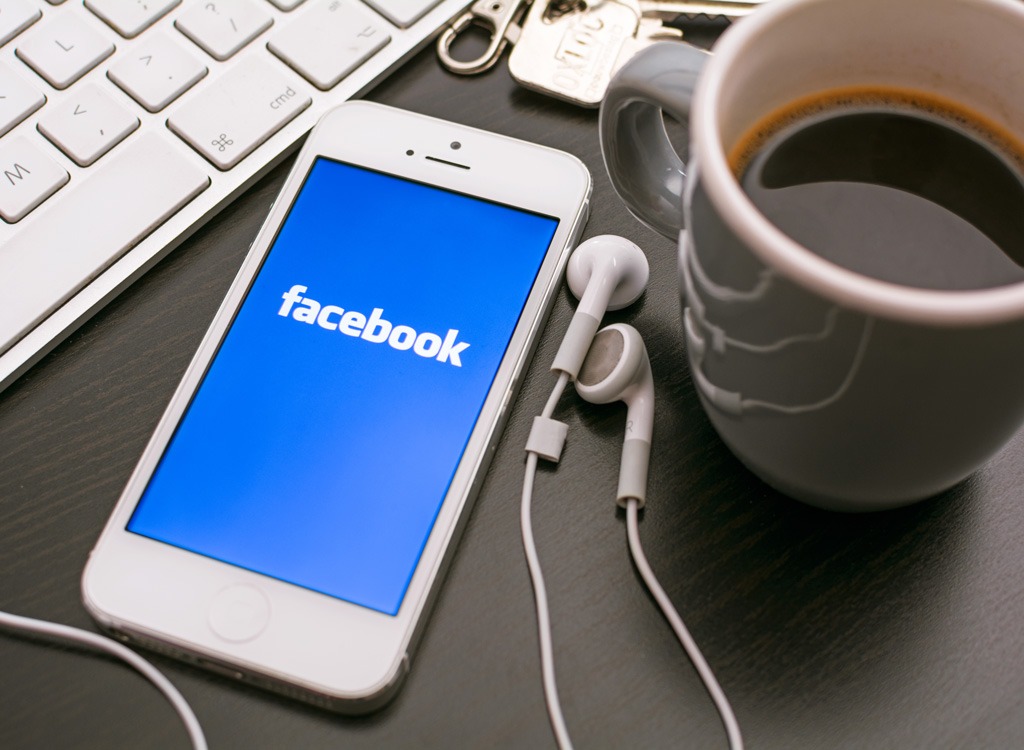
[{"x1": 126, "y1": 157, "x2": 559, "y2": 617}]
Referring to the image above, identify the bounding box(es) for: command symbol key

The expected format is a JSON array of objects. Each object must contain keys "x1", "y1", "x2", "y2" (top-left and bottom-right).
[{"x1": 168, "y1": 57, "x2": 311, "y2": 170}]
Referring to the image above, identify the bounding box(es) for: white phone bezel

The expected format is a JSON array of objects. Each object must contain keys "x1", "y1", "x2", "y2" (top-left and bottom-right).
[{"x1": 82, "y1": 102, "x2": 591, "y2": 711}]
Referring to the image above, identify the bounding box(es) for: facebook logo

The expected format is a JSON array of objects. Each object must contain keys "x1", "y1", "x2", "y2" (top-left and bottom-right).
[{"x1": 277, "y1": 284, "x2": 470, "y2": 366}]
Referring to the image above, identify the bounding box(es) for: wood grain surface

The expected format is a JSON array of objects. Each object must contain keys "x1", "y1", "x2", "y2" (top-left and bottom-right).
[{"x1": 3, "y1": 32, "x2": 1024, "y2": 750}]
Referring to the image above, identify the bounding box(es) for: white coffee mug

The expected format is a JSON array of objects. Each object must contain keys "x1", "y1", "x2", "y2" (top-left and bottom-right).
[{"x1": 600, "y1": 0, "x2": 1024, "y2": 510}]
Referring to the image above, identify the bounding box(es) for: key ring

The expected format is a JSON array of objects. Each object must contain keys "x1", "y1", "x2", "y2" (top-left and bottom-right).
[{"x1": 437, "y1": 0, "x2": 529, "y2": 75}]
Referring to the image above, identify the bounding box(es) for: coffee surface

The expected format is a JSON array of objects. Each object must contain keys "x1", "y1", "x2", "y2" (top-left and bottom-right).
[{"x1": 734, "y1": 90, "x2": 1024, "y2": 290}]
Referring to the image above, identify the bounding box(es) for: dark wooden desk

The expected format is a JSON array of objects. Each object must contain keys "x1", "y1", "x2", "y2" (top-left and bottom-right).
[{"x1": 3, "y1": 37, "x2": 1024, "y2": 750}]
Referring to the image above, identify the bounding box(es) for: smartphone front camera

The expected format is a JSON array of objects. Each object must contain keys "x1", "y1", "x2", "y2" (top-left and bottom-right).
[
  {"x1": 406, "y1": 149, "x2": 414, "y2": 156},
  {"x1": 450, "y1": 141, "x2": 461, "y2": 150}
]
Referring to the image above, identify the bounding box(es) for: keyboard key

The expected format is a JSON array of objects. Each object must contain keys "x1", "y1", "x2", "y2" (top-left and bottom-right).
[
  {"x1": 0, "y1": 135, "x2": 69, "y2": 222},
  {"x1": 364, "y1": 0, "x2": 442, "y2": 28},
  {"x1": 0, "y1": 62, "x2": 46, "y2": 137},
  {"x1": 267, "y1": 0, "x2": 307, "y2": 9},
  {"x1": 0, "y1": 133, "x2": 210, "y2": 355},
  {"x1": 175, "y1": 0, "x2": 273, "y2": 61},
  {"x1": 0, "y1": 0, "x2": 41, "y2": 46},
  {"x1": 16, "y1": 13, "x2": 115, "y2": 90},
  {"x1": 269, "y1": 0, "x2": 390, "y2": 91},
  {"x1": 168, "y1": 56, "x2": 310, "y2": 170},
  {"x1": 108, "y1": 32, "x2": 207, "y2": 112},
  {"x1": 86, "y1": 0, "x2": 181, "y2": 39},
  {"x1": 37, "y1": 83, "x2": 140, "y2": 166}
]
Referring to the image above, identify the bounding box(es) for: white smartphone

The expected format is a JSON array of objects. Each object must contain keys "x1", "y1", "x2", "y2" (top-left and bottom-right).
[{"x1": 82, "y1": 102, "x2": 591, "y2": 712}]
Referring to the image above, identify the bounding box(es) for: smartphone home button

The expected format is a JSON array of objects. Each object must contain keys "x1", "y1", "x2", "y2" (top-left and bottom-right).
[{"x1": 208, "y1": 584, "x2": 271, "y2": 643}]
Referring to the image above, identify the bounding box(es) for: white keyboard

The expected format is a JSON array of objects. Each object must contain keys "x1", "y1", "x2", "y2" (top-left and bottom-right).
[{"x1": 0, "y1": 0, "x2": 469, "y2": 392}]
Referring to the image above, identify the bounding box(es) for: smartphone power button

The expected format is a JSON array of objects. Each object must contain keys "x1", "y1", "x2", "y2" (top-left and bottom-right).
[{"x1": 208, "y1": 584, "x2": 271, "y2": 643}]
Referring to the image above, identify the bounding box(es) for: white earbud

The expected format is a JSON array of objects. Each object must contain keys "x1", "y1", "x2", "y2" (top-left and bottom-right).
[
  {"x1": 575, "y1": 323, "x2": 654, "y2": 508},
  {"x1": 552, "y1": 235, "x2": 649, "y2": 380}
]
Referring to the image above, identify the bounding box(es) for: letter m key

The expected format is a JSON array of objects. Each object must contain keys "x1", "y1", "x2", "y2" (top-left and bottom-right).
[{"x1": 0, "y1": 137, "x2": 69, "y2": 223}]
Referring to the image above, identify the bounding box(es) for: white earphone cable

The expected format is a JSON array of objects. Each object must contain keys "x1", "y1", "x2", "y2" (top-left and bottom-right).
[
  {"x1": 0, "y1": 610, "x2": 207, "y2": 750},
  {"x1": 523, "y1": 371, "x2": 742, "y2": 750},
  {"x1": 522, "y1": 371, "x2": 575, "y2": 750},
  {"x1": 624, "y1": 500, "x2": 744, "y2": 750}
]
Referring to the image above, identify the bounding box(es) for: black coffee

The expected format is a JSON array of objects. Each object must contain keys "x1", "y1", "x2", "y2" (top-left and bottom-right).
[{"x1": 732, "y1": 89, "x2": 1024, "y2": 290}]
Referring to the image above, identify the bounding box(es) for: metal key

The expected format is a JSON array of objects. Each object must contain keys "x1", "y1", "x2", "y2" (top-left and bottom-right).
[{"x1": 508, "y1": 0, "x2": 682, "y2": 107}]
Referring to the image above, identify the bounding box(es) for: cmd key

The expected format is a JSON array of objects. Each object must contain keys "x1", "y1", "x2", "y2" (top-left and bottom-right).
[{"x1": 167, "y1": 56, "x2": 311, "y2": 170}]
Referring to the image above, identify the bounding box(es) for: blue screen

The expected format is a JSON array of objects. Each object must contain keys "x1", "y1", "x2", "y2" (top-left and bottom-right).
[{"x1": 127, "y1": 158, "x2": 558, "y2": 616}]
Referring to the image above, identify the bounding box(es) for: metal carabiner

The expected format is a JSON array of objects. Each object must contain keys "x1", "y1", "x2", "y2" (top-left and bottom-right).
[{"x1": 436, "y1": 0, "x2": 529, "y2": 75}]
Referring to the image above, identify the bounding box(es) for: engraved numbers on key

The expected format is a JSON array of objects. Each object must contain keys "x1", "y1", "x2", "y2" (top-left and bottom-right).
[{"x1": 508, "y1": 0, "x2": 642, "y2": 107}]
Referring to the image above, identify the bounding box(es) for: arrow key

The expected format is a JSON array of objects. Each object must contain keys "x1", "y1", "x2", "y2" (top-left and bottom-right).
[
  {"x1": 107, "y1": 32, "x2": 207, "y2": 112},
  {"x1": 37, "y1": 83, "x2": 140, "y2": 166}
]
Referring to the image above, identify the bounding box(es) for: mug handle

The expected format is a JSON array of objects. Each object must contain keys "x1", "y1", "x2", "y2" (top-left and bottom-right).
[{"x1": 599, "y1": 42, "x2": 711, "y2": 240}]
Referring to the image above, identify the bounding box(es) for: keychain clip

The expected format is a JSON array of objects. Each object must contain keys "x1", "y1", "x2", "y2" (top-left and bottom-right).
[{"x1": 437, "y1": 0, "x2": 529, "y2": 75}]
